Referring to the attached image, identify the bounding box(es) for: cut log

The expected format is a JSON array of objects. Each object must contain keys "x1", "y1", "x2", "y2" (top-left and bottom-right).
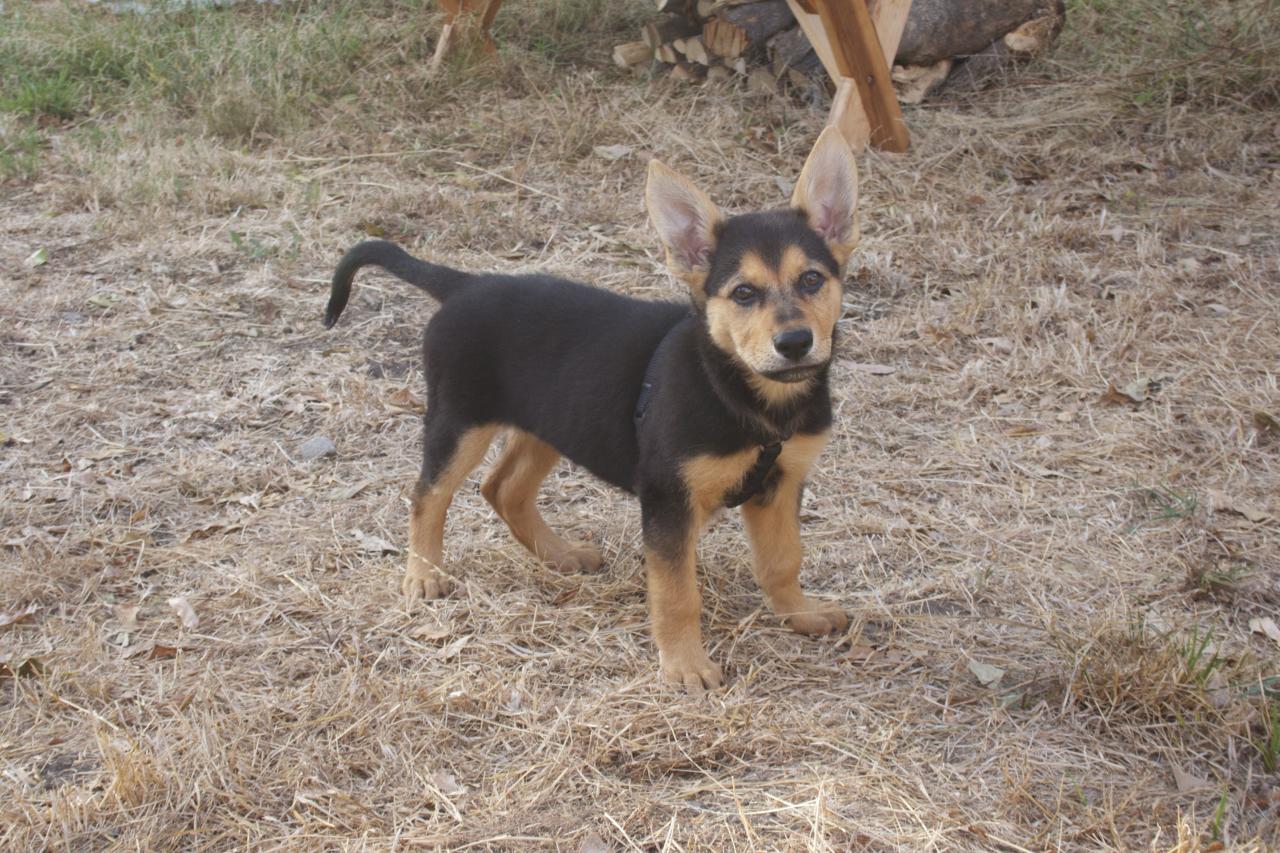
[
  {"x1": 669, "y1": 61, "x2": 708, "y2": 82},
  {"x1": 682, "y1": 35, "x2": 712, "y2": 64},
  {"x1": 703, "y1": 18, "x2": 748, "y2": 58},
  {"x1": 891, "y1": 58, "x2": 951, "y2": 103},
  {"x1": 767, "y1": 24, "x2": 815, "y2": 74},
  {"x1": 705, "y1": 64, "x2": 735, "y2": 84},
  {"x1": 613, "y1": 40, "x2": 654, "y2": 68},
  {"x1": 655, "y1": 43, "x2": 681, "y2": 64},
  {"x1": 896, "y1": 0, "x2": 1063, "y2": 65},
  {"x1": 703, "y1": 0, "x2": 795, "y2": 61},
  {"x1": 643, "y1": 17, "x2": 703, "y2": 51}
]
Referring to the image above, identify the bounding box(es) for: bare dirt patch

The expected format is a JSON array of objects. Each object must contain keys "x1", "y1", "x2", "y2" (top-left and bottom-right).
[{"x1": 2, "y1": 6, "x2": 1279, "y2": 849}]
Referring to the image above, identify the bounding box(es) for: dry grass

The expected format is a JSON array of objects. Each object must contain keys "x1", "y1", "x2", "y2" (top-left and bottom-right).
[{"x1": 3, "y1": 0, "x2": 1280, "y2": 849}]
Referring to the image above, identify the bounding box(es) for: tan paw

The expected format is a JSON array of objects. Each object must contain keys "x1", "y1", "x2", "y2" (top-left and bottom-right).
[
  {"x1": 548, "y1": 541, "x2": 603, "y2": 573},
  {"x1": 781, "y1": 601, "x2": 849, "y2": 637},
  {"x1": 658, "y1": 647, "x2": 724, "y2": 694},
  {"x1": 402, "y1": 563, "x2": 450, "y2": 603}
]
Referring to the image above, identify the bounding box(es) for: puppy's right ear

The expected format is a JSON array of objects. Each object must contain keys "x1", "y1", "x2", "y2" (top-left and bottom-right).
[{"x1": 645, "y1": 159, "x2": 722, "y2": 296}]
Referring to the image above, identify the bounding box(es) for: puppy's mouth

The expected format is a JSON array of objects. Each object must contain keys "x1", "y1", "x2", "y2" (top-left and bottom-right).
[{"x1": 761, "y1": 363, "x2": 825, "y2": 383}]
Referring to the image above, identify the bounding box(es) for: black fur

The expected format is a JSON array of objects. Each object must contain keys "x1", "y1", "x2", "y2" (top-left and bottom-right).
[{"x1": 325, "y1": 216, "x2": 834, "y2": 573}]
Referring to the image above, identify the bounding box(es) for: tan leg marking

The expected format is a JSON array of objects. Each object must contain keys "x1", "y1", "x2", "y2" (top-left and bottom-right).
[
  {"x1": 647, "y1": 537, "x2": 722, "y2": 693},
  {"x1": 740, "y1": 431, "x2": 848, "y2": 636},
  {"x1": 480, "y1": 430, "x2": 602, "y2": 573},
  {"x1": 404, "y1": 425, "x2": 498, "y2": 603}
]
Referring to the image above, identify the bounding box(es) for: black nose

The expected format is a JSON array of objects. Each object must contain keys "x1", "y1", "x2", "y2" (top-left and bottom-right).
[{"x1": 773, "y1": 328, "x2": 813, "y2": 361}]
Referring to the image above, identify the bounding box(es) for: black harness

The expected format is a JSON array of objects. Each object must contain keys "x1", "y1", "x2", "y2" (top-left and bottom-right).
[{"x1": 634, "y1": 335, "x2": 786, "y2": 508}]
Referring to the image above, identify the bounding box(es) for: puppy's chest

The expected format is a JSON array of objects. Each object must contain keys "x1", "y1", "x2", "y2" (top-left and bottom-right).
[{"x1": 679, "y1": 432, "x2": 829, "y2": 514}]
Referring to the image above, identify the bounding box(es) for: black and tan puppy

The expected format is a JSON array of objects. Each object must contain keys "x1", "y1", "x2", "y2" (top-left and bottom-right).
[{"x1": 324, "y1": 127, "x2": 860, "y2": 691}]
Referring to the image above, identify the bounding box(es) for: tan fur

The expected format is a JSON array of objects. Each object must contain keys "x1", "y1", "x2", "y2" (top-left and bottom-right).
[
  {"x1": 740, "y1": 430, "x2": 847, "y2": 636},
  {"x1": 645, "y1": 540, "x2": 722, "y2": 691},
  {"x1": 703, "y1": 243, "x2": 843, "y2": 395},
  {"x1": 480, "y1": 430, "x2": 602, "y2": 572},
  {"x1": 404, "y1": 425, "x2": 499, "y2": 601},
  {"x1": 680, "y1": 446, "x2": 761, "y2": 516}
]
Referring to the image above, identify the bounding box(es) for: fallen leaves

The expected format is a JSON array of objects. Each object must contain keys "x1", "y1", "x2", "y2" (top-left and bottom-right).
[
  {"x1": 0, "y1": 656, "x2": 44, "y2": 679},
  {"x1": 113, "y1": 604, "x2": 141, "y2": 632},
  {"x1": 1172, "y1": 765, "x2": 1212, "y2": 794},
  {"x1": 409, "y1": 616, "x2": 453, "y2": 642},
  {"x1": 1249, "y1": 617, "x2": 1280, "y2": 648},
  {"x1": 24, "y1": 247, "x2": 48, "y2": 268},
  {"x1": 1099, "y1": 377, "x2": 1159, "y2": 406},
  {"x1": 0, "y1": 604, "x2": 39, "y2": 631},
  {"x1": 385, "y1": 387, "x2": 425, "y2": 414},
  {"x1": 430, "y1": 770, "x2": 465, "y2": 796},
  {"x1": 841, "y1": 361, "x2": 897, "y2": 375},
  {"x1": 167, "y1": 596, "x2": 199, "y2": 630},
  {"x1": 1207, "y1": 489, "x2": 1271, "y2": 523},
  {"x1": 967, "y1": 659, "x2": 1006, "y2": 688},
  {"x1": 353, "y1": 529, "x2": 398, "y2": 554},
  {"x1": 299, "y1": 435, "x2": 337, "y2": 461}
]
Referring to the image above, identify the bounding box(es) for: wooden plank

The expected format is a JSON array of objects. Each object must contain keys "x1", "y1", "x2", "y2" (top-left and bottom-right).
[
  {"x1": 811, "y1": 0, "x2": 909, "y2": 151},
  {"x1": 870, "y1": 0, "x2": 912, "y2": 61}
]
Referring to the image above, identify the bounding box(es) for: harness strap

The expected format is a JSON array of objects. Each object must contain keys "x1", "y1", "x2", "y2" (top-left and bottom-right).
[{"x1": 724, "y1": 441, "x2": 784, "y2": 508}]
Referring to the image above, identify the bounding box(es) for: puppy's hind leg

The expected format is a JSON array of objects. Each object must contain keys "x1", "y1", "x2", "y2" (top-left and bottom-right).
[
  {"x1": 480, "y1": 429, "x2": 603, "y2": 572},
  {"x1": 404, "y1": 417, "x2": 498, "y2": 603}
]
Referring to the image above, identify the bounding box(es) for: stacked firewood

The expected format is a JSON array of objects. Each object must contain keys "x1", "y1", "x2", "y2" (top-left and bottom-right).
[{"x1": 613, "y1": 0, "x2": 1065, "y2": 101}]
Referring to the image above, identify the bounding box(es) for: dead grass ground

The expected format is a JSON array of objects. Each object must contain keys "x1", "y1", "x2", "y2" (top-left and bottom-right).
[{"x1": 2, "y1": 0, "x2": 1279, "y2": 849}]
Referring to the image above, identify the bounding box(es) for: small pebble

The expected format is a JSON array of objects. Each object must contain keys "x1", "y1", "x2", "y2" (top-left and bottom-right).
[{"x1": 300, "y1": 435, "x2": 337, "y2": 461}]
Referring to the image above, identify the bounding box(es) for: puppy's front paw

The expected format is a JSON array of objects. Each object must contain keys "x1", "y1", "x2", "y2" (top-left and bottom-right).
[
  {"x1": 402, "y1": 561, "x2": 450, "y2": 603},
  {"x1": 780, "y1": 599, "x2": 848, "y2": 636},
  {"x1": 659, "y1": 646, "x2": 724, "y2": 694}
]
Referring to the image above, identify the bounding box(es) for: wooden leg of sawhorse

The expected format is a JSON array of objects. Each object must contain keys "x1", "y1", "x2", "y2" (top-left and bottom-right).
[
  {"x1": 785, "y1": 0, "x2": 912, "y2": 153},
  {"x1": 429, "y1": 0, "x2": 506, "y2": 74}
]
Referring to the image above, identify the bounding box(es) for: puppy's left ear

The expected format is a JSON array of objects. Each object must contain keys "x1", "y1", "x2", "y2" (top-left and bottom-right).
[
  {"x1": 791, "y1": 127, "x2": 860, "y2": 268},
  {"x1": 645, "y1": 158, "x2": 723, "y2": 295}
]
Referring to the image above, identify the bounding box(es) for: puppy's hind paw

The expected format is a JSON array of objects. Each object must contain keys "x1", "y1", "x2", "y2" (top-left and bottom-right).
[{"x1": 551, "y1": 541, "x2": 604, "y2": 574}]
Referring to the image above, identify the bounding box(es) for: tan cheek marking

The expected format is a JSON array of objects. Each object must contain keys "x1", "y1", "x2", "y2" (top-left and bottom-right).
[{"x1": 681, "y1": 448, "x2": 759, "y2": 515}]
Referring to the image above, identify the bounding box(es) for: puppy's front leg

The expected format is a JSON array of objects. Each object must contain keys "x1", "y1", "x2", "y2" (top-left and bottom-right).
[
  {"x1": 642, "y1": 501, "x2": 722, "y2": 692},
  {"x1": 741, "y1": 476, "x2": 848, "y2": 636}
]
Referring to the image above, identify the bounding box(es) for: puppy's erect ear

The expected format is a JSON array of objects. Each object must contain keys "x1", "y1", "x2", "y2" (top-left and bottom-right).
[
  {"x1": 791, "y1": 126, "x2": 860, "y2": 267},
  {"x1": 645, "y1": 158, "x2": 722, "y2": 293}
]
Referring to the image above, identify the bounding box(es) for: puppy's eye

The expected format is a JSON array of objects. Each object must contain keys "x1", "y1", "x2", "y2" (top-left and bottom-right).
[
  {"x1": 798, "y1": 270, "x2": 825, "y2": 294},
  {"x1": 730, "y1": 284, "x2": 759, "y2": 306}
]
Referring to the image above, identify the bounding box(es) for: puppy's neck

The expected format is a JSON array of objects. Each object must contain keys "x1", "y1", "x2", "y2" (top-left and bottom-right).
[{"x1": 694, "y1": 327, "x2": 825, "y2": 443}]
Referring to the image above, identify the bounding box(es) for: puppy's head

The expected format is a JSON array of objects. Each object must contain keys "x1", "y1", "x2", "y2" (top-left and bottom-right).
[{"x1": 646, "y1": 128, "x2": 859, "y2": 394}]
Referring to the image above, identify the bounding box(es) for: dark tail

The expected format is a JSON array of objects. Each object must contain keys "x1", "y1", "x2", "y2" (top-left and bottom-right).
[{"x1": 323, "y1": 240, "x2": 470, "y2": 329}]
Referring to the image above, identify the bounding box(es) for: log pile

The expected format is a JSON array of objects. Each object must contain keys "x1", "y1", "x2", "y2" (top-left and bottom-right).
[{"x1": 613, "y1": 0, "x2": 1065, "y2": 101}]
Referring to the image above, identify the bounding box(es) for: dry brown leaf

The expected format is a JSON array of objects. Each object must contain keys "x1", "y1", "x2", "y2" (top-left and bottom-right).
[
  {"x1": 430, "y1": 770, "x2": 465, "y2": 796},
  {"x1": 353, "y1": 530, "x2": 398, "y2": 554},
  {"x1": 968, "y1": 659, "x2": 1005, "y2": 688},
  {"x1": 1249, "y1": 617, "x2": 1280, "y2": 647},
  {"x1": 113, "y1": 604, "x2": 141, "y2": 632},
  {"x1": 1173, "y1": 765, "x2": 1211, "y2": 794},
  {"x1": 1208, "y1": 489, "x2": 1270, "y2": 523},
  {"x1": 0, "y1": 604, "x2": 39, "y2": 631},
  {"x1": 1099, "y1": 382, "x2": 1141, "y2": 406},
  {"x1": 167, "y1": 596, "x2": 199, "y2": 630},
  {"x1": 410, "y1": 617, "x2": 453, "y2": 641},
  {"x1": 386, "y1": 387, "x2": 425, "y2": 413},
  {"x1": 0, "y1": 656, "x2": 44, "y2": 679},
  {"x1": 579, "y1": 830, "x2": 610, "y2": 853},
  {"x1": 844, "y1": 361, "x2": 897, "y2": 375},
  {"x1": 438, "y1": 636, "x2": 471, "y2": 660}
]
